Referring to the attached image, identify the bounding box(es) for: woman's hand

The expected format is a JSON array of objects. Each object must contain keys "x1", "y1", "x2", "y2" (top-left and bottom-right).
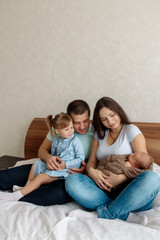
[
  {"x1": 67, "y1": 161, "x2": 86, "y2": 174},
  {"x1": 89, "y1": 168, "x2": 113, "y2": 192},
  {"x1": 46, "y1": 155, "x2": 65, "y2": 170}
]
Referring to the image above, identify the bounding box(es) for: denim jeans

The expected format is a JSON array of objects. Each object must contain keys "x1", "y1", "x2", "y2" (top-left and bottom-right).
[{"x1": 65, "y1": 171, "x2": 160, "y2": 220}]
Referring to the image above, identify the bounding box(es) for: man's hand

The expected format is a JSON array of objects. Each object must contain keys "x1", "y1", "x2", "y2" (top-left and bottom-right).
[
  {"x1": 67, "y1": 161, "x2": 86, "y2": 174},
  {"x1": 46, "y1": 155, "x2": 65, "y2": 170}
]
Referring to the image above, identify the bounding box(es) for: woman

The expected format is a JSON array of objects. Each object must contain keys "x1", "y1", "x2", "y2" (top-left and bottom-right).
[{"x1": 65, "y1": 97, "x2": 160, "y2": 225}]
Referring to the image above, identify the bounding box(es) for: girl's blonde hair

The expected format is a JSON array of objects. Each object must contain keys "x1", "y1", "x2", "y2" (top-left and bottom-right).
[{"x1": 46, "y1": 112, "x2": 72, "y2": 138}]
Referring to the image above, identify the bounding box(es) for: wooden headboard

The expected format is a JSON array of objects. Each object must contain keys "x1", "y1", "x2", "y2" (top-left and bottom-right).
[{"x1": 24, "y1": 118, "x2": 160, "y2": 165}]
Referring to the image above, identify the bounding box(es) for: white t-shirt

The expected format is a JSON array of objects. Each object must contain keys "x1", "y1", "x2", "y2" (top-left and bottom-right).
[{"x1": 94, "y1": 124, "x2": 142, "y2": 161}]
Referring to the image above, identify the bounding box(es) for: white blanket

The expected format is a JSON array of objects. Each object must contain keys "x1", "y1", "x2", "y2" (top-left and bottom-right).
[{"x1": 0, "y1": 161, "x2": 160, "y2": 240}]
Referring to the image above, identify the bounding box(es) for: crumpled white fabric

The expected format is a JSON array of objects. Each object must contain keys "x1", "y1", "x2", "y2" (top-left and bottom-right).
[{"x1": 0, "y1": 161, "x2": 159, "y2": 240}]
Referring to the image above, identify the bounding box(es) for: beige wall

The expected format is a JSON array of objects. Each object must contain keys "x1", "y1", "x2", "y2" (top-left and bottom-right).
[{"x1": 0, "y1": 0, "x2": 160, "y2": 157}]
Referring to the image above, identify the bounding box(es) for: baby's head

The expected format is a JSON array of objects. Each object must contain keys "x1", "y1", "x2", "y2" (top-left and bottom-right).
[{"x1": 128, "y1": 152, "x2": 153, "y2": 169}]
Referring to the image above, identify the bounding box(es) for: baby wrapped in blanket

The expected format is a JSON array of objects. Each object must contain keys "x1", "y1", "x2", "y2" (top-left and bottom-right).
[{"x1": 97, "y1": 152, "x2": 153, "y2": 188}]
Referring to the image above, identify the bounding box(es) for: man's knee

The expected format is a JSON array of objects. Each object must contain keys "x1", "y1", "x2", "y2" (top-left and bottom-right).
[{"x1": 65, "y1": 174, "x2": 83, "y2": 193}]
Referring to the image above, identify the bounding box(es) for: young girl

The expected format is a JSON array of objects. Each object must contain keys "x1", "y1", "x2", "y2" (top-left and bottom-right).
[{"x1": 0, "y1": 112, "x2": 85, "y2": 201}]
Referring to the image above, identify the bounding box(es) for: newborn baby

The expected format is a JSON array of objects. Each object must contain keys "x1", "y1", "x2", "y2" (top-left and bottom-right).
[{"x1": 97, "y1": 152, "x2": 153, "y2": 188}]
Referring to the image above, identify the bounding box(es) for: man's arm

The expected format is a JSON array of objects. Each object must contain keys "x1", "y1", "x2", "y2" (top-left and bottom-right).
[
  {"x1": 67, "y1": 161, "x2": 86, "y2": 174},
  {"x1": 38, "y1": 138, "x2": 62, "y2": 170},
  {"x1": 38, "y1": 138, "x2": 52, "y2": 161}
]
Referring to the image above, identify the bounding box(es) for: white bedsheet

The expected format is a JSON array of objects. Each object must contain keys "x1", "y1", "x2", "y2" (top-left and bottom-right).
[{"x1": 0, "y1": 161, "x2": 160, "y2": 240}]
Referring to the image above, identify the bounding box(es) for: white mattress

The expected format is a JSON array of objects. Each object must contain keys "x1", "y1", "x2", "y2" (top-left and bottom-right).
[{"x1": 0, "y1": 161, "x2": 160, "y2": 240}]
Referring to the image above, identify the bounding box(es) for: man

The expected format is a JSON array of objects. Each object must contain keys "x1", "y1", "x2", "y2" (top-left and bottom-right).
[{"x1": 0, "y1": 100, "x2": 93, "y2": 206}]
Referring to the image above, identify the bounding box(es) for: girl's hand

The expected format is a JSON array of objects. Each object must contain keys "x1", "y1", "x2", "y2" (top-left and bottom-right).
[
  {"x1": 46, "y1": 155, "x2": 63, "y2": 170},
  {"x1": 58, "y1": 159, "x2": 66, "y2": 170},
  {"x1": 89, "y1": 168, "x2": 113, "y2": 192}
]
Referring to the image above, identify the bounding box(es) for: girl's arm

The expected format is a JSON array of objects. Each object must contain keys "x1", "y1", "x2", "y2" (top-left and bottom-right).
[
  {"x1": 65, "y1": 138, "x2": 85, "y2": 169},
  {"x1": 86, "y1": 138, "x2": 112, "y2": 191}
]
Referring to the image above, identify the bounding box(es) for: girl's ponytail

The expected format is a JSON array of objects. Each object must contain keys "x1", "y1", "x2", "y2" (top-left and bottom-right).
[{"x1": 46, "y1": 115, "x2": 55, "y2": 138}]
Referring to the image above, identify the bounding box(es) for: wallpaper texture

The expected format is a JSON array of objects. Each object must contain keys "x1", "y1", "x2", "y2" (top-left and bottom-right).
[{"x1": 0, "y1": 0, "x2": 160, "y2": 157}]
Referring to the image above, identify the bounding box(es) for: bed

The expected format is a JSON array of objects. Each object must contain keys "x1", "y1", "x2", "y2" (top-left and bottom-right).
[{"x1": 0, "y1": 118, "x2": 160, "y2": 240}]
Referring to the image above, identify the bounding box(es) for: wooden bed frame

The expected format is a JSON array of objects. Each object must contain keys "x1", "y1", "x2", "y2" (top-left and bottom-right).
[{"x1": 24, "y1": 118, "x2": 160, "y2": 165}]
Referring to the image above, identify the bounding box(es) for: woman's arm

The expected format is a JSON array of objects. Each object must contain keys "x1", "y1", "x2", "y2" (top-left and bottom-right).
[
  {"x1": 131, "y1": 133, "x2": 148, "y2": 153},
  {"x1": 86, "y1": 138, "x2": 99, "y2": 173},
  {"x1": 86, "y1": 138, "x2": 112, "y2": 191}
]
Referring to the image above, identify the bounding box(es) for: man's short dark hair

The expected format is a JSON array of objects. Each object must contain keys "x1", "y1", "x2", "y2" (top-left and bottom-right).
[{"x1": 67, "y1": 100, "x2": 90, "y2": 117}]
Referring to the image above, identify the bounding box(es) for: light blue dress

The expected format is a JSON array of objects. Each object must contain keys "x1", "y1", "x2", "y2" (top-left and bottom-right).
[
  {"x1": 34, "y1": 134, "x2": 85, "y2": 178},
  {"x1": 47, "y1": 124, "x2": 94, "y2": 162}
]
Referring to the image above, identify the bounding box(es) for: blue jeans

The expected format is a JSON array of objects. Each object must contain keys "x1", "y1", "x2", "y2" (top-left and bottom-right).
[{"x1": 65, "y1": 171, "x2": 160, "y2": 220}]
